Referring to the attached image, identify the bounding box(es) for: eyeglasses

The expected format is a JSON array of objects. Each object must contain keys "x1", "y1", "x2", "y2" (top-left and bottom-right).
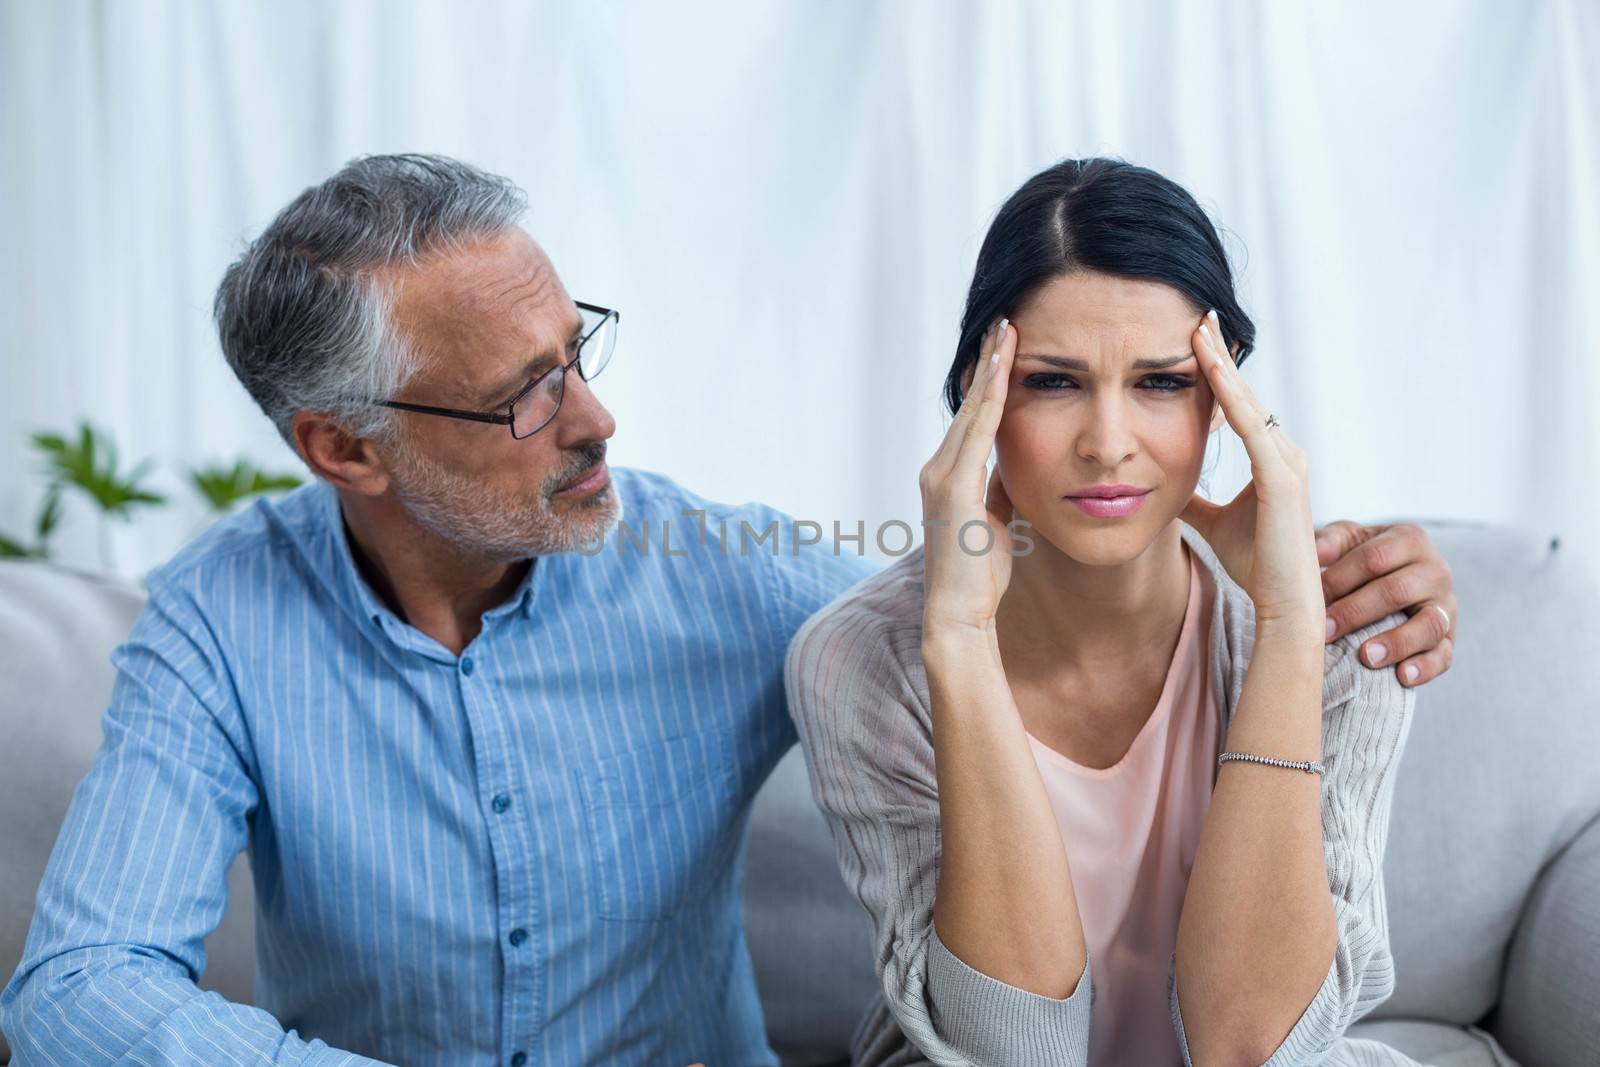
[{"x1": 374, "y1": 301, "x2": 619, "y2": 439}]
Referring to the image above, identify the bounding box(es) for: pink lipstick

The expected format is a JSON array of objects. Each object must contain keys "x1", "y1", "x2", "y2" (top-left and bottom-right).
[{"x1": 1066, "y1": 484, "x2": 1151, "y2": 518}]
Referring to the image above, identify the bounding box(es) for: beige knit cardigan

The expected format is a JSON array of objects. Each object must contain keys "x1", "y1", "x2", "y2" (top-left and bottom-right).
[{"x1": 784, "y1": 520, "x2": 1422, "y2": 1066}]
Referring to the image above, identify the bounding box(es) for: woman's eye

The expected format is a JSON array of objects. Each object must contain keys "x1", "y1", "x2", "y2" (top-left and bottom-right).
[
  {"x1": 1021, "y1": 373, "x2": 1197, "y2": 393},
  {"x1": 1142, "y1": 374, "x2": 1196, "y2": 393}
]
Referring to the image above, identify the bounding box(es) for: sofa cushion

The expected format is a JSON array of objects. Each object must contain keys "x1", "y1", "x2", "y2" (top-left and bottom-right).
[
  {"x1": 743, "y1": 746, "x2": 874, "y2": 1066},
  {"x1": 1348, "y1": 1018, "x2": 1524, "y2": 1065}
]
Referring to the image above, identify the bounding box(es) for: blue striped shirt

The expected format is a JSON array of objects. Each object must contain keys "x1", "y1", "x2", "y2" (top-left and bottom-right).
[{"x1": 1, "y1": 467, "x2": 878, "y2": 1066}]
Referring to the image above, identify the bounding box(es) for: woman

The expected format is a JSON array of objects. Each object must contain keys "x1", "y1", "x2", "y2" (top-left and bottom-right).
[{"x1": 785, "y1": 158, "x2": 1424, "y2": 1067}]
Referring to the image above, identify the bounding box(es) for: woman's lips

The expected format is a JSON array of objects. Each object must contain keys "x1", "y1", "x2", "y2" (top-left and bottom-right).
[
  {"x1": 1065, "y1": 490, "x2": 1151, "y2": 518},
  {"x1": 554, "y1": 461, "x2": 610, "y2": 498}
]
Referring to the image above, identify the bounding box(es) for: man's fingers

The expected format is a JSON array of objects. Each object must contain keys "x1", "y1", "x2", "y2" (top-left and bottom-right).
[
  {"x1": 1315, "y1": 519, "x2": 1371, "y2": 567},
  {"x1": 1319, "y1": 522, "x2": 1426, "y2": 605},
  {"x1": 1394, "y1": 636, "x2": 1453, "y2": 687},
  {"x1": 1326, "y1": 559, "x2": 1449, "y2": 641},
  {"x1": 1335, "y1": 589, "x2": 1456, "y2": 671}
]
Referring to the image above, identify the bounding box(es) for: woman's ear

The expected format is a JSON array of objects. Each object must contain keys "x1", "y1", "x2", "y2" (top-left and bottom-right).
[{"x1": 959, "y1": 361, "x2": 976, "y2": 402}]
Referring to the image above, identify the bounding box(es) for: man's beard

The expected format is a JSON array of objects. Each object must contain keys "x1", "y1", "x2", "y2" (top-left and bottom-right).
[{"x1": 385, "y1": 436, "x2": 622, "y2": 560}]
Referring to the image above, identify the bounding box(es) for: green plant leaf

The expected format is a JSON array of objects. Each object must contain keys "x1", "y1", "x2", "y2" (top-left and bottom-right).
[
  {"x1": 0, "y1": 533, "x2": 43, "y2": 559},
  {"x1": 32, "y1": 421, "x2": 167, "y2": 520},
  {"x1": 189, "y1": 459, "x2": 303, "y2": 513},
  {"x1": 34, "y1": 486, "x2": 62, "y2": 541}
]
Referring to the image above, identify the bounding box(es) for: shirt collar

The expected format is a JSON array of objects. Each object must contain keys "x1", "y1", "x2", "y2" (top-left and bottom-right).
[{"x1": 313, "y1": 481, "x2": 548, "y2": 652}]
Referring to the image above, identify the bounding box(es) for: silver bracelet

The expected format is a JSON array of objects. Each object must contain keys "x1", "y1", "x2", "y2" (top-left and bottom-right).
[{"x1": 1218, "y1": 751, "x2": 1326, "y2": 775}]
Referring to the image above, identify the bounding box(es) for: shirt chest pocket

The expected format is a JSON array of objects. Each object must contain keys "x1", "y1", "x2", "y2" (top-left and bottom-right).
[{"x1": 575, "y1": 724, "x2": 739, "y2": 922}]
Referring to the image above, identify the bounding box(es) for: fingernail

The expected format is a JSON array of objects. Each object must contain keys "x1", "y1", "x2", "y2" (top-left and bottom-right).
[
  {"x1": 1403, "y1": 663, "x2": 1419, "y2": 683},
  {"x1": 1366, "y1": 643, "x2": 1387, "y2": 666},
  {"x1": 1325, "y1": 615, "x2": 1336, "y2": 640},
  {"x1": 1199, "y1": 323, "x2": 1211, "y2": 341},
  {"x1": 1208, "y1": 308, "x2": 1220, "y2": 326}
]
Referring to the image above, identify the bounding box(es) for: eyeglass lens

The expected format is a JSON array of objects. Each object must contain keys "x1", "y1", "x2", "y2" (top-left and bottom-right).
[{"x1": 509, "y1": 310, "x2": 616, "y2": 437}]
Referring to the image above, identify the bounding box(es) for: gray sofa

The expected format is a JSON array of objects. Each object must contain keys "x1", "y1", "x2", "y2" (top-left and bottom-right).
[{"x1": 3, "y1": 519, "x2": 1597, "y2": 1066}]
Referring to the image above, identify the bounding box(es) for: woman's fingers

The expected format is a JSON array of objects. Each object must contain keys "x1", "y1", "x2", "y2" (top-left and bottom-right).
[
  {"x1": 1203, "y1": 309, "x2": 1307, "y2": 472},
  {"x1": 1195, "y1": 311, "x2": 1262, "y2": 429},
  {"x1": 953, "y1": 320, "x2": 1015, "y2": 476},
  {"x1": 927, "y1": 318, "x2": 1004, "y2": 477},
  {"x1": 1194, "y1": 310, "x2": 1299, "y2": 475},
  {"x1": 920, "y1": 319, "x2": 1018, "y2": 631}
]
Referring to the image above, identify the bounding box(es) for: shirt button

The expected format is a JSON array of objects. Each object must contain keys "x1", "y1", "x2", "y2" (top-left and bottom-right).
[
  {"x1": 510, "y1": 1053, "x2": 526, "y2": 1067},
  {"x1": 460, "y1": 657, "x2": 475, "y2": 676},
  {"x1": 508, "y1": 927, "x2": 527, "y2": 946},
  {"x1": 491, "y1": 793, "x2": 511, "y2": 814}
]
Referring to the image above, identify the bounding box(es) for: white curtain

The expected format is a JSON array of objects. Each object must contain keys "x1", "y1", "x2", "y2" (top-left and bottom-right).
[{"x1": 3, "y1": 0, "x2": 1597, "y2": 579}]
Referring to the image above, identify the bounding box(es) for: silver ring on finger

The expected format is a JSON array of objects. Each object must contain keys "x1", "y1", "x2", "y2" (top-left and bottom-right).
[{"x1": 1428, "y1": 603, "x2": 1452, "y2": 634}]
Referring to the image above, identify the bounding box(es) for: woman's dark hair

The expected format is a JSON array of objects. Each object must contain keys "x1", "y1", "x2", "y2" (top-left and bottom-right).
[{"x1": 942, "y1": 156, "x2": 1256, "y2": 415}]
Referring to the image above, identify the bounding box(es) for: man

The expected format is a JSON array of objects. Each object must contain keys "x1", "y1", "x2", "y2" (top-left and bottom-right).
[{"x1": 0, "y1": 154, "x2": 1459, "y2": 1065}]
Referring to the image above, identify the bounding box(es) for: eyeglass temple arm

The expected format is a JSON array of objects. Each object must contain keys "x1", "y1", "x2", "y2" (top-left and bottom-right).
[{"x1": 376, "y1": 400, "x2": 512, "y2": 425}]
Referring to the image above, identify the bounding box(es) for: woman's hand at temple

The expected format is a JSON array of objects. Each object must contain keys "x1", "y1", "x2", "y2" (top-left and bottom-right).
[
  {"x1": 919, "y1": 316, "x2": 1021, "y2": 641},
  {"x1": 1179, "y1": 309, "x2": 1324, "y2": 634},
  {"x1": 1178, "y1": 307, "x2": 1460, "y2": 682},
  {"x1": 915, "y1": 314, "x2": 1092, "y2": 1005}
]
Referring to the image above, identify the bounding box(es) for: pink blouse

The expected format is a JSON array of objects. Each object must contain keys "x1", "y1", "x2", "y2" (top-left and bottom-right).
[{"x1": 1025, "y1": 543, "x2": 1222, "y2": 1067}]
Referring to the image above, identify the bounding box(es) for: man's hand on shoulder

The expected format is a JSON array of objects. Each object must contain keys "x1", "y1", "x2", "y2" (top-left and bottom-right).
[{"x1": 1315, "y1": 520, "x2": 1457, "y2": 688}]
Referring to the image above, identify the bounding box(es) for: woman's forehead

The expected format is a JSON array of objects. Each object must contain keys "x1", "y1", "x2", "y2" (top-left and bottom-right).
[
  {"x1": 1014, "y1": 276, "x2": 1198, "y2": 364},
  {"x1": 1019, "y1": 272, "x2": 1196, "y2": 325}
]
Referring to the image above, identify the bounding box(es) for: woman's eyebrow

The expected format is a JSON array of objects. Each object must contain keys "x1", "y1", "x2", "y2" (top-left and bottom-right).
[{"x1": 1017, "y1": 353, "x2": 1196, "y2": 370}]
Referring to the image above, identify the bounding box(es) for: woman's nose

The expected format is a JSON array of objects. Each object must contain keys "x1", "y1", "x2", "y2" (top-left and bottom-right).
[{"x1": 1075, "y1": 396, "x2": 1138, "y2": 466}]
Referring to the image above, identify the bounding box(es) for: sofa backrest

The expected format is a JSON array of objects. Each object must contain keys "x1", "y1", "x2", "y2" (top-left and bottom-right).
[{"x1": 1367, "y1": 522, "x2": 1600, "y2": 1026}]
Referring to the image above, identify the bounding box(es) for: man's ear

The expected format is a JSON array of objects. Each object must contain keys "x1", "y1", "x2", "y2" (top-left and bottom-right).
[{"x1": 292, "y1": 411, "x2": 391, "y2": 497}]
